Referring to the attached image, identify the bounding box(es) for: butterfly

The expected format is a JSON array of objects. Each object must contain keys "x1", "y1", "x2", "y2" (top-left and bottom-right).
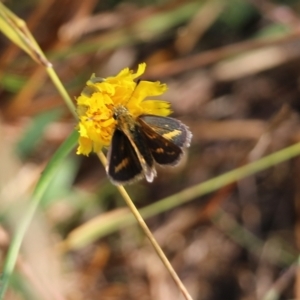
[{"x1": 106, "y1": 105, "x2": 192, "y2": 185}]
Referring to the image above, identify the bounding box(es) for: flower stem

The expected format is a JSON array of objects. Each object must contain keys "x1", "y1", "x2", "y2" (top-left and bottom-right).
[
  {"x1": 98, "y1": 151, "x2": 194, "y2": 300},
  {"x1": 46, "y1": 67, "x2": 77, "y2": 119}
]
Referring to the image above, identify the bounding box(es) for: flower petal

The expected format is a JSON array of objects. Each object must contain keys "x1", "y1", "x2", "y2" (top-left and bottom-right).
[
  {"x1": 129, "y1": 81, "x2": 167, "y2": 104},
  {"x1": 132, "y1": 63, "x2": 146, "y2": 79},
  {"x1": 77, "y1": 136, "x2": 93, "y2": 156},
  {"x1": 140, "y1": 100, "x2": 172, "y2": 116}
]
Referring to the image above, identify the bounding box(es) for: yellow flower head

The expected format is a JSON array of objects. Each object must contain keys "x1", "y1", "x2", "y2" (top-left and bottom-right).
[{"x1": 76, "y1": 63, "x2": 171, "y2": 156}]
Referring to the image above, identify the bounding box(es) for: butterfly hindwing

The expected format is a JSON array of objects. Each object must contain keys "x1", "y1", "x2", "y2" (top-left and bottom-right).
[{"x1": 137, "y1": 116, "x2": 184, "y2": 166}]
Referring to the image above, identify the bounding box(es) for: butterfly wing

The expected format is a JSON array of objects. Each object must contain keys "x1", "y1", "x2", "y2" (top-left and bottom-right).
[
  {"x1": 107, "y1": 114, "x2": 191, "y2": 183},
  {"x1": 106, "y1": 129, "x2": 144, "y2": 184},
  {"x1": 137, "y1": 115, "x2": 186, "y2": 166},
  {"x1": 124, "y1": 123, "x2": 156, "y2": 183},
  {"x1": 138, "y1": 115, "x2": 192, "y2": 148}
]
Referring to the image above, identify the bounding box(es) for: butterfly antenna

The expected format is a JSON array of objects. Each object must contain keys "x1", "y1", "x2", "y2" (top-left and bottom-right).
[{"x1": 125, "y1": 79, "x2": 141, "y2": 105}]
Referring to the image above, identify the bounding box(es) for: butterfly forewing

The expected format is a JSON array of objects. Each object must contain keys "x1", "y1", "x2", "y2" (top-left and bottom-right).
[{"x1": 107, "y1": 129, "x2": 143, "y2": 184}]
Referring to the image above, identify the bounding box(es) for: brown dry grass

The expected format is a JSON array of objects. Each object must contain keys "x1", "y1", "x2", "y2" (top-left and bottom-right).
[{"x1": 1, "y1": 0, "x2": 300, "y2": 299}]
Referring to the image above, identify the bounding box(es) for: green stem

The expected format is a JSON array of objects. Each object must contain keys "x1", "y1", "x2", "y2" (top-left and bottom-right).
[
  {"x1": 46, "y1": 67, "x2": 77, "y2": 119},
  {"x1": 141, "y1": 141, "x2": 300, "y2": 218}
]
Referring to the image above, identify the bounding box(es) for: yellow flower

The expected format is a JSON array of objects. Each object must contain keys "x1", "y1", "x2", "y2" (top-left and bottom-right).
[{"x1": 76, "y1": 63, "x2": 171, "y2": 156}]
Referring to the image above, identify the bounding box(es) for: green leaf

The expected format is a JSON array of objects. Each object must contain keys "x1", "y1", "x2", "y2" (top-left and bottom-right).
[
  {"x1": 41, "y1": 156, "x2": 80, "y2": 207},
  {"x1": 0, "y1": 130, "x2": 78, "y2": 300},
  {"x1": 16, "y1": 109, "x2": 64, "y2": 159}
]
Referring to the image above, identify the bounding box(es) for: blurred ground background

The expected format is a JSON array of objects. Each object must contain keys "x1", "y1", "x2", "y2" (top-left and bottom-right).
[{"x1": 1, "y1": 0, "x2": 300, "y2": 299}]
